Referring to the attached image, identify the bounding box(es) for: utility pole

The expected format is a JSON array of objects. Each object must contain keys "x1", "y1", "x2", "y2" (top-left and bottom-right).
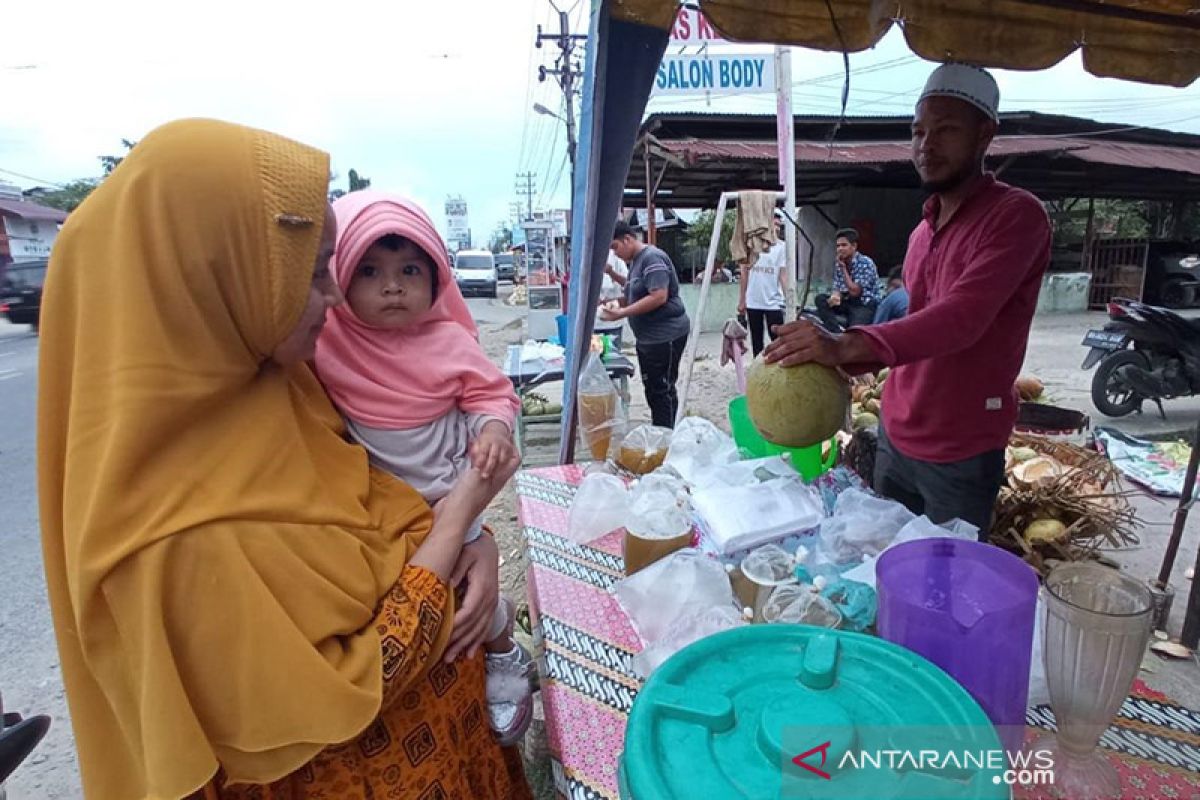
[
  {"x1": 536, "y1": 10, "x2": 587, "y2": 203},
  {"x1": 515, "y1": 172, "x2": 537, "y2": 221}
]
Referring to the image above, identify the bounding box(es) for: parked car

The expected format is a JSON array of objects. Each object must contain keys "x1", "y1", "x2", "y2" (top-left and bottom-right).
[
  {"x1": 0, "y1": 258, "x2": 48, "y2": 331},
  {"x1": 1144, "y1": 241, "x2": 1200, "y2": 308},
  {"x1": 453, "y1": 250, "x2": 498, "y2": 298},
  {"x1": 494, "y1": 253, "x2": 515, "y2": 282}
]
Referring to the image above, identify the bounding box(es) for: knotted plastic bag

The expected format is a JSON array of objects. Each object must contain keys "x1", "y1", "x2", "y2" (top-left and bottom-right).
[
  {"x1": 616, "y1": 424, "x2": 672, "y2": 475},
  {"x1": 624, "y1": 472, "x2": 693, "y2": 574},
  {"x1": 577, "y1": 352, "x2": 625, "y2": 461},
  {"x1": 816, "y1": 488, "x2": 915, "y2": 566},
  {"x1": 761, "y1": 584, "x2": 843, "y2": 628},
  {"x1": 625, "y1": 472, "x2": 691, "y2": 539},
  {"x1": 664, "y1": 416, "x2": 740, "y2": 488},
  {"x1": 611, "y1": 549, "x2": 735, "y2": 646},
  {"x1": 567, "y1": 473, "x2": 628, "y2": 544},
  {"x1": 631, "y1": 605, "x2": 745, "y2": 678}
]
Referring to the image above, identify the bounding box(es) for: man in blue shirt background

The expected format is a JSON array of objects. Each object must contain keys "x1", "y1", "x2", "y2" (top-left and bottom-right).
[
  {"x1": 815, "y1": 227, "x2": 881, "y2": 331},
  {"x1": 873, "y1": 265, "x2": 909, "y2": 324}
]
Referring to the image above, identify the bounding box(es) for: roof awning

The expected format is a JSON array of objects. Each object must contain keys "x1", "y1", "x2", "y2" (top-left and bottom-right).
[
  {"x1": 656, "y1": 136, "x2": 1200, "y2": 174},
  {"x1": 0, "y1": 199, "x2": 69, "y2": 223},
  {"x1": 612, "y1": 0, "x2": 1200, "y2": 87}
]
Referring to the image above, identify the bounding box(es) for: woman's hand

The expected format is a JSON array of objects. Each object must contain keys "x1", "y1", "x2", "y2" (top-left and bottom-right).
[
  {"x1": 470, "y1": 421, "x2": 517, "y2": 480},
  {"x1": 444, "y1": 534, "x2": 501, "y2": 662}
]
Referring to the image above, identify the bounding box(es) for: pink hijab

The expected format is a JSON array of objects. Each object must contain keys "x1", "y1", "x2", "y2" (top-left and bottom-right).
[{"x1": 314, "y1": 191, "x2": 518, "y2": 430}]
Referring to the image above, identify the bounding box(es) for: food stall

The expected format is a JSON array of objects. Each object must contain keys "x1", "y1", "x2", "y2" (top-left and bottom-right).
[{"x1": 521, "y1": 2, "x2": 1200, "y2": 798}]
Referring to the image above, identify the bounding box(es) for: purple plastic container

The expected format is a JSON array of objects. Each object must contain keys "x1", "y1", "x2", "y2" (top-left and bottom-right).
[{"x1": 877, "y1": 538, "x2": 1039, "y2": 754}]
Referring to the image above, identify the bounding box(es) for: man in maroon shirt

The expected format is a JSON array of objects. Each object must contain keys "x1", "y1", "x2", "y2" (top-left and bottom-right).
[{"x1": 764, "y1": 64, "x2": 1051, "y2": 535}]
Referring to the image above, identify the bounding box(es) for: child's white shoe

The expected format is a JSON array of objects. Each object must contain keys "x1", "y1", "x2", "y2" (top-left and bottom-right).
[{"x1": 485, "y1": 643, "x2": 534, "y2": 746}]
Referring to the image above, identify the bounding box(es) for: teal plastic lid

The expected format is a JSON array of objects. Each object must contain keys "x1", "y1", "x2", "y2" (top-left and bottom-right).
[{"x1": 620, "y1": 626, "x2": 1007, "y2": 800}]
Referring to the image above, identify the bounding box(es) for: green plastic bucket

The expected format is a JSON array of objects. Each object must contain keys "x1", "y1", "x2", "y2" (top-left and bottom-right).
[{"x1": 728, "y1": 394, "x2": 837, "y2": 482}]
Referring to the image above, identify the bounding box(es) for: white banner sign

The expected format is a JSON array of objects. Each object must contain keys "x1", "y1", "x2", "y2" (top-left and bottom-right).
[
  {"x1": 654, "y1": 53, "x2": 774, "y2": 96},
  {"x1": 669, "y1": 7, "x2": 727, "y2": 45}
]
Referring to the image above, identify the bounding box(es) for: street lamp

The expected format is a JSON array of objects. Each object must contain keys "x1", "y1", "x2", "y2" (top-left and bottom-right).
[
  {"x1": 531, "y1": 101, "x2": 577, "y2": 253},
  {"x1": 532, "y1": 102, "x2": 562, "y2": 121}
]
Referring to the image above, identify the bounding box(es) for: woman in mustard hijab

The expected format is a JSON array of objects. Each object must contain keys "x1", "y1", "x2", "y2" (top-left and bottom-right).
[{"x1": 37, "y1": 118, "x2": 532, "y2": 799}]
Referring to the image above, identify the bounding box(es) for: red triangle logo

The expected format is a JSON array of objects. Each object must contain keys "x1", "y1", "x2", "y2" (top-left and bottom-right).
[{"x1": 792, "y1": 741, "x2": 832, "y2": 780}]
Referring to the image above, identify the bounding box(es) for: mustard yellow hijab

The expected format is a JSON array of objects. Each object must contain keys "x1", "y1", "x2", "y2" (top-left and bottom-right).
[{"x1": 38, "y1": 119, "x2": 441, "y2": 798}]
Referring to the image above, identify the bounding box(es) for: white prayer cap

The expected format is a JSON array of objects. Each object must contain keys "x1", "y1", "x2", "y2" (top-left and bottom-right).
[{"x1": 918, "y1": 63, "x2": 999, "y2": 122}]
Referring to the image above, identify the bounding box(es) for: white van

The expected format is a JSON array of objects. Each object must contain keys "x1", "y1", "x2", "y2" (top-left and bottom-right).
[{"x1": 453, "y1": 250, "x2": 498, "y2": 298}]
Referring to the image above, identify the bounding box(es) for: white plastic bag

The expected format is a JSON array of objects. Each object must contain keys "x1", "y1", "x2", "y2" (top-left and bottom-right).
[
  {"x1": 815, "y1": 489, "x2": 915, "y2": 566},
  {"x1": 566, "y1": 473, "x2": 628, "y2": 544},
  {"x1": 577, "y1": 352, "x2": 626, "y2": 461},
  {"x1": 611, "y1": 548, "x2": 734, "y2": 646},
  {"x1": 625, "y1": 472, "x2": 691, "y2": 539},
  {"x1": 693, "y1": 477, "x2": 824, "y2": 555},
  {"x1": 631, "y1": 605, "x2": 745, "y2": 678},
  {"x1": 740, "y1": 543, "x2": 796, "y2": 585},
  {"x1": 894, "y1": 515, "x2": 979, "y2": 545},
  {"x1": 762, "y1": 584, "x2": 843, "y2": 628},
  {"x1": 664, "y1": 417, "x2": 740, "y2": 489},
  {"x1": 840, "y1": 515, "x2": 979, "y2": 589}
]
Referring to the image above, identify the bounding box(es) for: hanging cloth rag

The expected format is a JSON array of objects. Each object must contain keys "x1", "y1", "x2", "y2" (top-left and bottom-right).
[
  {"x1": 730, "y1": 190, "x2": 778, "y2": 267},
  {"x1": 720, "y1": 316, "x2": 750, "y2": 394}
]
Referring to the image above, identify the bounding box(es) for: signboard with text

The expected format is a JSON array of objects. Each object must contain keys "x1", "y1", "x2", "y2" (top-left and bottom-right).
[
  {"x1": 669, "y1": 7, "x2": 728, "y2": 45},
  {"x1": 653, "y1": 53, "x2": 774, "y2": 96},
  {"x1": 445, "y1": 196, "x2": 469, "y2": 250}
]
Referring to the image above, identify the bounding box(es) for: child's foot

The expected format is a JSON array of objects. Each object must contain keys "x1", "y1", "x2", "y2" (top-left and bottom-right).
[{"x1": 484, "y1": 605, "x2": 534, "y2": 746}]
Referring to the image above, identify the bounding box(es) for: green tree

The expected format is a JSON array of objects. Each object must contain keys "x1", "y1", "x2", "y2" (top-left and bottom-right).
[
  {"x1": 35, "y1": 179, "x2": 100, "y2": 212},
  {"x1": 1047, "y1": 198, "x2": 1200, "y2": 246},
  {"x1": 328, "y1": 169, "x2": 370, "y2": 201},
  {"x1": 348, "y1": 169, "x2": 371, "y2": 192},
  {"x1": 489, "y1": 225, "x2": 513, "y2": 253},
  {"x1": 684, "y1": 209, "x2": 738, "y2": 263},
  {"x1": 99, "y1": 139, "x2": 138, "y2": 176}
]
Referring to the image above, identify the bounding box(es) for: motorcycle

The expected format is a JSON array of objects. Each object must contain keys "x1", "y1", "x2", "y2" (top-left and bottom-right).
[
  {"x1": 1081, "y1": 298, "x2": 1200, "y2": 418},
  {"x1": 0, "y1": 691, "x2": 50, "y2": 800}
]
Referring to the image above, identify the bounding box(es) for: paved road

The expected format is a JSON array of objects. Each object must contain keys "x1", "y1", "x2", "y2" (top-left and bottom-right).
[{"x1": 0, "y1": 323, "x2": 79, "y2": 797}]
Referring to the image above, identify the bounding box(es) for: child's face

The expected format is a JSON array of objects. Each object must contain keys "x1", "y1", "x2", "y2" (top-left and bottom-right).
[{"x1": 346, "y1": 239, "x2": 435, "y2": 329}]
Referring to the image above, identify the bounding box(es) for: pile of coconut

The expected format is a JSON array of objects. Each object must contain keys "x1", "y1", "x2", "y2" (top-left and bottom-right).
[
  {"x1": 991, "y1": 433, "x2": 1138, "y2": 574},
  {"x1": 849, "y1": 369, "x2": 887, "y2": 432}
]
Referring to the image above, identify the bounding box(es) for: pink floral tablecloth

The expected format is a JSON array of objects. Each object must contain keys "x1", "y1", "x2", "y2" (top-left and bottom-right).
[{"x1": 517, "y1": 465, "x2": 1200, "y2": 800}]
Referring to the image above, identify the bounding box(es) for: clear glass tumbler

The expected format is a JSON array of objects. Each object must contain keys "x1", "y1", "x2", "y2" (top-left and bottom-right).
[{"x1": 1037, "y1": 562, "x2": 1152, "y2": 799}]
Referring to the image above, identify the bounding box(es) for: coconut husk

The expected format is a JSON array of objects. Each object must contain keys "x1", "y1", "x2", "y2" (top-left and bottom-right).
[
  {"x1": 840, "y1": 426, "x2": 877, "y2": 483},
  {"x1": 991, "y1": 433, "x2": 1139, "y2": 576}
]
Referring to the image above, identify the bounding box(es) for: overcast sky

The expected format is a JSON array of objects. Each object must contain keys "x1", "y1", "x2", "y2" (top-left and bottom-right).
[{"x1": 3, "y1": 1, "x2": 1198, "y2": 246}]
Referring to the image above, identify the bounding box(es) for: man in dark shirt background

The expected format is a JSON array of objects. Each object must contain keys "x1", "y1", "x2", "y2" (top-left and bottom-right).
[
  {"x1": 601, "y1": 221, "x2": 691, "y2": 428},
  {"x1": 874, "y1": 266, "x2": 909, "y2": 324}
]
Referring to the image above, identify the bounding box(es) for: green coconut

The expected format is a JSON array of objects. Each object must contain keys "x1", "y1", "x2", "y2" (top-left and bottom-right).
[
  {"x1": 746, "y1": 358, "x2": 850, "y2": 448},
  {"x1": 853, "y1": 412, "x2": 879, "y2": 431}
]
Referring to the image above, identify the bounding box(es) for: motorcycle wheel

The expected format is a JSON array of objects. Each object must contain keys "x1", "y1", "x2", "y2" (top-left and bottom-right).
[{"x1": 1091, "y1": 350, "x2": 1149, "y2": 417}]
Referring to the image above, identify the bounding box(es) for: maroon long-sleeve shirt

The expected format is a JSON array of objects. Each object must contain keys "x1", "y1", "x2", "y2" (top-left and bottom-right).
[{"x1": 857, "y1": 175, "x2": 1051, "y2": 463}]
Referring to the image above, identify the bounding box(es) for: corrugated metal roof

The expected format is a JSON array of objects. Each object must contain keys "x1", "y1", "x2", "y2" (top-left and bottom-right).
[
  {"x1": 0, "y1": 198, "x2": 68, "y2": 222},
  {"x1": 656, "y1": 136, "x2": 1200, "y2": 176}
]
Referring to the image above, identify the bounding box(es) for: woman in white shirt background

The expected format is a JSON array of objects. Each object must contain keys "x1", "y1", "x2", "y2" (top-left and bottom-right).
[{"x1": 737, "y1": 214, "x2": 788, "y2": 356}]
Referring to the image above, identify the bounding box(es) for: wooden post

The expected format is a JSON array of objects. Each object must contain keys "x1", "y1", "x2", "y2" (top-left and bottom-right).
[
  {"x1": 1082, "y1": 196, "x2": 1096, "y2": 272},
  {"x1": 674, "y1": 191, "x2": 731, "y2": 425},
  {"x1": 644, "y1": 139, "x2": 657, "y2": 246}
]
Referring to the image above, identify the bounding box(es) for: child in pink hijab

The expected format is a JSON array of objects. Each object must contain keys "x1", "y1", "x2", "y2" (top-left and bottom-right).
[{"x1": 315, "y1": 191, "x2": 531, "y2": 744}]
